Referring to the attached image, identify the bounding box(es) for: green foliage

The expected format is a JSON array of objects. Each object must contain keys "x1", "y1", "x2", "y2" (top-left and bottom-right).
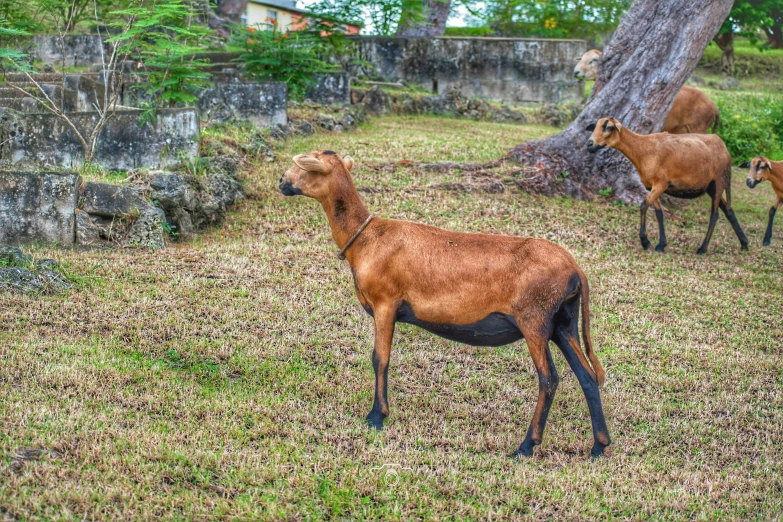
[
  {"x1": 712, "y1": 91, "x2": 783, "y2": 162},
  {"x1": 230, "y1": 19, "x2": 342, "y2": 101},
  {"x1": 0, "y1": 17, "x2": 30, "y2": 72},
  {"x1": 108, "y1": 0, "x2": 213, "y2": 108},
  {"x1": 478, "y1": 0, "x2": 631, "y2": 40},
  {"x1": 719, "y1": 0, "x2": 782, "y2": 48},
  {"x1": 308, "y1": 0, "x2": 424, "y2": 36},
  {"x1": 444, "y1": 26, "x2": 496, "y2": 37}
]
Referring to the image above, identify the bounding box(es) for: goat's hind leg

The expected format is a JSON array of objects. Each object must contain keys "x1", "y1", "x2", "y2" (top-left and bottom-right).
[
  {"x1": 551, "y1": 300, "x2": 610, "y2": 458},
  {"x1": 719, "y1": 184, "x2": 749, "y2": 250},
  {"x1": 653, "y1": 199, "x2": 667, "y2": 252},
  {"x1": 513, "y1": 330, "x2": 559, "y2": 458},
  {"x1": 763, "y1": 199, "x2": 781, "y2": 246}
]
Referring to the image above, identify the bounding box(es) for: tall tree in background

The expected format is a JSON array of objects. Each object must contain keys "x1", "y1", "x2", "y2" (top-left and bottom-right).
[
  {"x1": 396, "y1": 0, "x2": 450, "y2": 37},
  {"x1": 714, "y1": 0, "x2": 783, "y2": 74},
  {"x1": 505, "y1": 0, "x2": 733, "y2": 202},
  {"x1": 479, "y1": 0, "x2": 630, "y2": 41}
]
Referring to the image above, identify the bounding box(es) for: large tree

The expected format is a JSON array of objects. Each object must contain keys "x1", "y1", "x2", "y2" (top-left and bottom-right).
[
  {"x1": 505, "y1": 0, "x2": 734, "y2": 202},
  {"x1": 396, "y1": 0, "x2": 450, "y2": 37}
]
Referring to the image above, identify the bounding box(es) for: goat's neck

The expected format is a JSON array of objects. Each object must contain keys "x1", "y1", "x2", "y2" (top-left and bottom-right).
[
  {"x1": 611, "y1": 128, "x2": 647, "y2": 168},
  {"x1": 319, "y1": 174, "x2": 371, "y2": 261},
  {"x1": 771, "y1": 161, "x2": 783, "y2": 197}
]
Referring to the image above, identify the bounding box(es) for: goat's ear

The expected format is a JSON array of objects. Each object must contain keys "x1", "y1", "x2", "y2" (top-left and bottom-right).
[
  {"x1": 766, "y1": 161, "x2": 773, "y2": 170},
  {"x1": 342, "y1": 155, "x2": 355, "y2": 171},
  {"x1": 293, "y1": 154, "x2": 327, "y2": 173},
  {"x1": 585, "y1": 123, "x2": 596, "y2": 132},
  {"x1": 739, "y1": 161, "x2": 751, "y2": 169},
  {"x1": 614, "y1": 121, "x2": 623, "y2": 131}
]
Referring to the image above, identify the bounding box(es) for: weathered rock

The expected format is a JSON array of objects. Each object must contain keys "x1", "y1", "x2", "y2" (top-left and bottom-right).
[
  {"x1": 80, "y1": 182, "x2": 146, "y2": 217},
  {"x1": 148, "y1": 173, "x2": 198, "y2": 212},
  {"x1": 124, "y1": 205, "x2": 165, "y2": 249},
  {"x1": 0, "y1": 246, "x2": 70, "y2": 293},
  {"x1": 317, "y1": 114, "x2": 338, "y2": 131},
  {"x1": 0, "y1": 246, "x2": 31, "y2": 266},
  {"x1": 168, "y1": 208, "x2": 194, "y2": 239},
  {"x1": 306, "y1": 73, "x2": 351, "y2": 105},
  {"x1": 289, "y1": 120, "x2": 315, "y2": 137},
  {"x1": 718, "y1": 77, "x2": 742, "y2": 91},
  {"x1": 0, "y1": 108, "x2": 199, "y2": 170},
  {"x1": 349, "y1": 36, "x2": 585, "y2": 104},
  {"x1": 75, "y1": 209, "x2": 121, "y2": 247},
  {"x1": 362, "y1": 87, "x2": 391, "y2": 115},
  {"x1": 195, "y1": 82, "x2": 287, "y2": 127},
  {"x1": 33, "y1": 35, "x2": 107, "y2": 68},
  {"x1": 0, "y1": 170, "x2": 80, "y2": 246},
  {"x1": 206, "y1": 155, "x2": 241, "y2": 179}
]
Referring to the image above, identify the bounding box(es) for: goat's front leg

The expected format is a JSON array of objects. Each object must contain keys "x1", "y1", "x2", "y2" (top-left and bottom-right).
[
  {"x1": 366, "y1": 305, "x2": 396, "y2": 430},
  {"x1": 763, "y1": 198, "x2": 781, "y2": 246},
  {"x1": 639, "y1": 184, "x2": 666, "y2": 251}
]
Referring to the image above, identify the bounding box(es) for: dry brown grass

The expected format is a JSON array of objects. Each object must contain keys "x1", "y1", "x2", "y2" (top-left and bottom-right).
[{"x1": 1, "y1": 116, "x2": 782, "y2": 520}]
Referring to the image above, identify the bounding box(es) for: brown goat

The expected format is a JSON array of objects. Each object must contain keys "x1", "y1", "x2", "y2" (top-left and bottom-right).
[
  {"x1": 741, "y1": 157, "x2": 783, "y2": 245},
  {"x1": 574, "y1": 50, "x2": 720, "y2": 134},
  {"x1": 586, "y1": 118, "x2": 749, "y2": 254},
  {"x1": 279, "y1": 150, "x2": 611, "y2": 458}
]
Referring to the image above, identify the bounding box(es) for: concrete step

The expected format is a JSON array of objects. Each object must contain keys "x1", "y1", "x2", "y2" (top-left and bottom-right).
[{"x1": 0, "y1": 97, "x2": 40, "y2": 113}]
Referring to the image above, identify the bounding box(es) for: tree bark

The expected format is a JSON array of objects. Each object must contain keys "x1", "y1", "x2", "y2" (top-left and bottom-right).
[
  {"x1": 765, "y1": 25, "x2": 783, "y2": 49},
  {"x1": 397, "y1": 0, "x2": 451, "y2": 38},
  {"x1": 505, "y1": 0, "x2": 734, "y2": 202},
  {"x1": 217, "y1": 0, "x2": 250, "y2": 17},
  {"x1": 714, "y1": 30, "x2": 735, "y2": 74}
]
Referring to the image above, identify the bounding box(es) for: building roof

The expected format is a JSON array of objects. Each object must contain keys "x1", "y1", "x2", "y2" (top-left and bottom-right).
[{"x1": 248, "y1": 0, "x2": 300, "y2": 11}]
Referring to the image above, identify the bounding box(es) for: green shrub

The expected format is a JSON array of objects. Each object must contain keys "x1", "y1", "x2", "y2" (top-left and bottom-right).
[
  {"x1": 230, "y1": 20, "x2": 343, "y2": 101},
  {"x1": 712, "y1": 91, "x2": 783, "y2": 163}
]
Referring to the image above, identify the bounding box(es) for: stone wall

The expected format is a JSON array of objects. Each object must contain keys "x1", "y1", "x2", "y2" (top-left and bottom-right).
[
  {"x1": 33, "y1": 35, "x2": 107, "y2": 68},
  {"x1": 0, "y1": 156, "x2": 244, "y2": 249},
  {"x1": 195, "y1": 82, "x2": 288, "y2": 126},
  {"x1": 306, "y1": 74, "x2": 351, "y2": 105},
  {"x1": 0, "y1": 171, "x2": 80, "y2": 246},
  {"x1": 0, "y1": 108, "x2": 199, "y2": 170},
  {"x1": 349, "y1": 36, "x2": 586, "y2": 105}
]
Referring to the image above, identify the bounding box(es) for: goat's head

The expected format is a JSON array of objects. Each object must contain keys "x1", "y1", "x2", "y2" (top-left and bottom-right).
[
  {"x1": 574, "y1": 49, "x2": 601, "y2": 81},
  {"x1": 742, "y1": 156, "x2": 773, "y2": 189},
  {"x1": 279, "y1": 150, "x2": 355, "y2": 199},
  {"x1": 585, "y1": 118, "x2": 622, "y2": 153}
]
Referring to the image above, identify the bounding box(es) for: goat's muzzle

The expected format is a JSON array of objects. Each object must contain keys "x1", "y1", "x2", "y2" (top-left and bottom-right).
[
  {"x1": 746, "y1": 178, "x2": 760, "y2": 189},
  {"x1": 279, "y1": 181, "x2": 302, "y2": 196},
  {"x1": 586, "y1": 141, "x2": 604, "y2": 154}
]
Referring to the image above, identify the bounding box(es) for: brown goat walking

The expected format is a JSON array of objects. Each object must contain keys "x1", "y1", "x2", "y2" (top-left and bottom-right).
[
  {"x1": 279, "y1": 150, "x2": 611, "y2": 458},
  {"x1": 741, "y1": 157, "x2": 783, "y2": 245},
  {"x1": 574, "y1": 50, "x2": 720, "y2": 134},
  {"x1": 586, "y1": 118, "x2": 749, "y2": 254}
]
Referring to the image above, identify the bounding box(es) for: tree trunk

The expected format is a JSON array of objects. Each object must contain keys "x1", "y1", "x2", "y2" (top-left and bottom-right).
[
  {"x1": 217, "y1": 0, "x2": 249, "y2": 17},
  {"x1": 397, "y1": 0, "x2": 451, "y2": 38},
  {"x1": 714, "y1": 30, "x2": 735, "y2": 75},
  {"x1": 765, "y1": 25, "x2": 783, "y2": 49},
  {"x1": 505, "y1": 0, "x2": 733, "y2": 202}
]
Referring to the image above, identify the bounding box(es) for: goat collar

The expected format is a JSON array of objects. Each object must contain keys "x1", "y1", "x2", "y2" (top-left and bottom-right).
[{"x1": 337, "y1": 214, "x2": 374, "y2": 260}]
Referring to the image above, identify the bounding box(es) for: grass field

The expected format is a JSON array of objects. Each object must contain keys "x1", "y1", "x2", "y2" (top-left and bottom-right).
[{"x1": 2, "y1": 116, "x2": 782, "y2": 519}]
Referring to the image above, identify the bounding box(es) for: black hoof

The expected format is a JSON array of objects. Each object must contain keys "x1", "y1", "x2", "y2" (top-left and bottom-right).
[
  {"x1": 696, "y1": 247, "x2": 707, "y2": 255},
  {"x1": 365, "y1": 411, "x2": 385, "y2": 431},
  {"x1": 590, "y1": 444, "x2": 606, "y2": 459},
  {"x1": 741, "y1": 243, "x2": 749, "y2": 251},
  {"x1": 763, "y1": 241, "x2": 771, "y2": 247},
  {"x1": 655, "y1": 244, "x2": 666, "y2": 253},
  {"x1": 640, "y1": 237, "x2": 651, "y2": 250},
  {"x1": 511, "y1": 445, "x2": 534, "y2": 459}
]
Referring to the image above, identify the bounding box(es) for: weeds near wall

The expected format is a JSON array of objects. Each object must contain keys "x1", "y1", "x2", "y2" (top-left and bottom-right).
[{"x1": 231, "y1": 18, "x2": 344, "y2": 101}]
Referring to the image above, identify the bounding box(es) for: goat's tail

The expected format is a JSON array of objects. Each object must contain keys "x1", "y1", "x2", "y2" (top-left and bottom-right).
[
  {"x1": 712, "y1": 112, "x2": 721, "y2": 134},
  {"x1": 578, "y1": 269, "x2": 605, "y2": 386}
]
